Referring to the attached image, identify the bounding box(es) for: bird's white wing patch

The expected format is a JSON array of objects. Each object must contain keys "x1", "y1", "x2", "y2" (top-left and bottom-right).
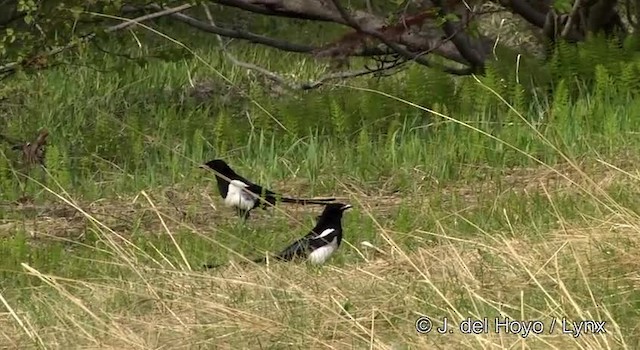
[
  {"x1": 225, "y1": 180, "x2": 255, "y2": 210},
  {"x1": 230, "y1": 180, "x2": 249, "y2": 188},
  {"x1": 308, "y1": 229, "x2": 338, "y2": 265},
  {"x1": 316, "y1": 228, "x2": 335, "y2": 239},
  {"x1": 308, "y1": 237, "x2": 338, "y2": 265}
]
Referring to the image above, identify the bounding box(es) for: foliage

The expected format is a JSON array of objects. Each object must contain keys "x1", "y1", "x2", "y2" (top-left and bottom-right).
[{"x1": 1, "y1": 1, "x2": 122, "y2": 65}]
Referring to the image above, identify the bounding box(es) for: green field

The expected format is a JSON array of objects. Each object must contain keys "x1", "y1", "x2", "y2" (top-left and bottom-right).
[{"x1": 1, "y1": 27, "x2": 640, "y2": 349}]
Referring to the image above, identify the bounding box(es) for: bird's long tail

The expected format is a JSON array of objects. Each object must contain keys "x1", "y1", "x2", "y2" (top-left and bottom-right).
[
  {"x1": 279, "y1": 197, "x2": 336, "y2": 205},
  {"x1": 203, "y1": 263, "x2": 225, "y2": 269},
  {"x1": 203, "y1": 256, "x2": 268, "y2": 269},
  {"x1": 252, "y1": 256, "x2": 267, "y2": 264}
]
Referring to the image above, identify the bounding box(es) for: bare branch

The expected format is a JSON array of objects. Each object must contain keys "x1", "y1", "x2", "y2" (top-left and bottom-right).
[
  {"x1": 209, "y1": 0, "x2": 470, "y2": 75},
  {"x1": 200, "y1": 2, "x2": 406, "y2": 90},
  {"x1": 327, "y1": 0, "x2": 473, "y2": 75},
  {"x1": 148, "y1": 3, "x2": 316, "y2": 53},
  {"x1": 298, "y1": 64, "x2": 405, "y2": 89},
  {"x1": 230, "y1": 54, "x2": 406, "y2": 90},
  {"x1": 1, "y1": 0, "x2": 476, "y2": 77},
  {"x1": 211, "y1": 0, "x2": 378, "y2": 25}
]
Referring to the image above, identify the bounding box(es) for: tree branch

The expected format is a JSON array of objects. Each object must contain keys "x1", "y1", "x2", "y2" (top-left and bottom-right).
[
  {"x1": 211, "y1": 0, "x2": 348, "y2": 22},
  {"x1": 148, "y1": 3, "x2": 316, "y2": 53},
  {"x1": 494, "y1": 0, "x2": 547, "y2": 28},
  {"x1": 0, "y1": 3, "x2": 195, "y2": 75},
  {"x1": 145, "y1": 1, "x2": 475, "y2": 75},
  {"x1": 230, "y1": 53, "x2": 406, "y2": 90},
  {"x1": 327, "y1": 0, "x2": 473, "y2": 75},
  {"x1": 431, "y1": 0, "x2": 485, "y2": 71},
  {"x1": 199, "y1": 3, "x2": 406, "y2": 90}
]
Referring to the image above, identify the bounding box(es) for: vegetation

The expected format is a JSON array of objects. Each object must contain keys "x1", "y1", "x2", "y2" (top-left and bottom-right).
[
  {"x1": 0, "y1": 0, "x2": 636, "y2": 80},
  {"x1": 2, "y1": 1, "x2": 640, "y2": 349}
]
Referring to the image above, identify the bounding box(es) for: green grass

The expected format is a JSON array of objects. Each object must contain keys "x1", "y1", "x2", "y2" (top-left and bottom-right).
[{"x1": 1, "y1": 30, "x2": 640, "y2": 349}]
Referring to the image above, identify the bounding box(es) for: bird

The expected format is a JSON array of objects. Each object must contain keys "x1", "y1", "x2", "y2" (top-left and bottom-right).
[
  {"x1": 5, "y1": 128, "x2": 48, "y2": 168},
  {"x1": 199, "y1": 159, "x2": 336, "y2": 219},
  {"x1": 255, "y1": 202, "x2": 352, "y2": 264},
  {"x1": 11, "y1": 129, "x2": 49, "y2": 166},
  {"x1": 203, "y1": 203, "x2": 352, "y2": 268}
]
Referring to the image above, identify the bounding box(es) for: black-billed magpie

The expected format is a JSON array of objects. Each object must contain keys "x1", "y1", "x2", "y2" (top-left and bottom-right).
[
  {"x1": 199, "y1": 159, "x2": 336, "y2": 219},
  {"x1": 255, "y1": 202, "x2": 352, "y2": 264},
  {"x1": 203, "y1": 203, "x2": 352, "y2": 268}
]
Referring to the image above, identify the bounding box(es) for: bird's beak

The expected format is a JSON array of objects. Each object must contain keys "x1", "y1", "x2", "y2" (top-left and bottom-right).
[{"x1": 341, "y1": 204, "x2": 353, "y2": 211}]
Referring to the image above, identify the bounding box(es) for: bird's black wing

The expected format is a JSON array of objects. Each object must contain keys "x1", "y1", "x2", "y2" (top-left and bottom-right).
[
  {"x1": 210, "y1": 165, "x2": 269, "y2": 200},
  {"x1": 203, "y1": 262, "x2": 224, "y2": 269},
  {"x1": 307, "y1": 228, "x2": 340, "y2": 250},
  {"x1": 225, "y1": 168, "x2": 332, "y2": 208},
  {"x1": 272, "y1": 236, "x2": 311, "y2": 261},
  {"x1": 243, "y1": 182, "x2": 280, "y2": 208},
  {"x1": 213, "y1": 175, "x2": 229, "y2": 200},
  {"x1": 220, "y1": 170, "x2": 279, "y2": 209}
]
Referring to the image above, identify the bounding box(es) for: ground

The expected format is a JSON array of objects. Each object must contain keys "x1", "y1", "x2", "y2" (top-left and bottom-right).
[{"x1": 1, "y1": 157, "x2": 639, "y2": 349}]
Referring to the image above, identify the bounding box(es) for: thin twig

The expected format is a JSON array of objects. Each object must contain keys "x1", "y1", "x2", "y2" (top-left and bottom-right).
[
  {"x1": 156, "y1": 4, "x2": 316, "y2": 54},
  {"x1": 561, "y1": 0, "x2": 583, "y2": 38},
  {"x1": 200, "y1": 3, "x2": 405, "y2": 90},
  {"x1": 297, "y1": 64, "x2": 404, "y2": 89},
  {"x1": 224, "y1": 54, "x2": 404, "y2": 90},
  {"x1": 328, "y1": 0, "x2": 473, "y2": 75}
]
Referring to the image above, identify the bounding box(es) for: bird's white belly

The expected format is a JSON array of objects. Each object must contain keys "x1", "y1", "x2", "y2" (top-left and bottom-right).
[
  {"x1": 225, "y1": 182, "x2": 255, "y2": 210},
  {"x1": 308, "y1": 238, "x2": 338, "y2": 264}
]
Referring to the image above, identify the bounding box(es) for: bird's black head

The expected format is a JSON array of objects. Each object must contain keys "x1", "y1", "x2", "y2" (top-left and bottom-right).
[
  {"x1": 318, "y1": 203, "x2": 352, "y2": 220},
  {"x1": 200, "y1": 159, "x2": 235, "y2": 177},
  {"x1": 199, "y1": 159, "x2": 237, "y2": 199}
]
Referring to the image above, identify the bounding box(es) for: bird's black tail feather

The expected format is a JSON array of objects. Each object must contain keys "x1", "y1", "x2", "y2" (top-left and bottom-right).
[
  {"x1": 203, "y1": 256, "x2": 268, "y2": 269},
  {"x1": 279, "y1": 197, "x2": 336, "y2": 205},
  {"x1": 203, "y1": 263, "x2": 225, "y2": 269},
  {"x1": 252, "y1": 256, "x2": 267, "y2": 264}
]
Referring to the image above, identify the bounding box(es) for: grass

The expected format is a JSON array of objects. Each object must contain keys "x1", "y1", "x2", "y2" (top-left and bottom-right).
[{"x1": 1, "y1": 26, "x2": 640, "y2": 349}]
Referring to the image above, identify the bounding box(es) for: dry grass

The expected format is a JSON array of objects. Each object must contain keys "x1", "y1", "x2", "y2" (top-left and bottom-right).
[
  {"x1": 1, "y1": 221, "x2": 636, "y2": 349},
  {"x1": 0, "y1": 161, "x2": 639, "y2": 349}
]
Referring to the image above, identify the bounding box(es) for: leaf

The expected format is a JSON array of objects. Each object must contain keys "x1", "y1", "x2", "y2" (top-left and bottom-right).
[
  {"x1": 444, "y1": 13, "x2": 460, "y2": 22},
  {"x1": 436, "y1": 13, "x2": 460, "y2": 27},
  {"x1": 70, "y1": 6, "x2": 83, "y2": 19},
  {"x1": 553, "y1": 0, "x2": 573, "y2": 13}
]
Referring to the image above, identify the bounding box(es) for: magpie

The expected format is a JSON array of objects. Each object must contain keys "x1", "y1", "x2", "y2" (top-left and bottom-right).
[
  {"x1": 203, "y1": 203, "x2": 352, "y2": 268},
  {"x1": 199, "y1": 159, "x2": 336, "y2": 219},
  {"x1": 255, "y1": 203, "x2": 352, "y2": 264}
]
